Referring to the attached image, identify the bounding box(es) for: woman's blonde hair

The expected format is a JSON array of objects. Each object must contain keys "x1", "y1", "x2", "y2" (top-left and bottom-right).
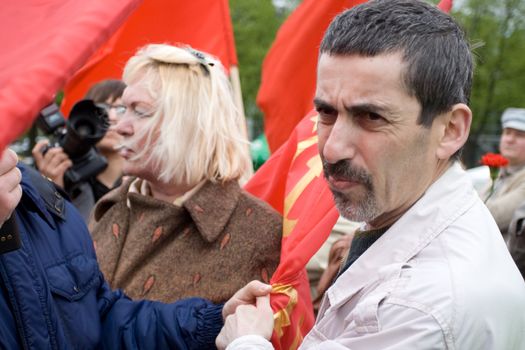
[{"x1": 122, "y1": 44, "x2": 252, "y2": 185}]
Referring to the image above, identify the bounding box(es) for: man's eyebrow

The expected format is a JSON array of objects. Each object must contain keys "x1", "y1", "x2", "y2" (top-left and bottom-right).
[
  {"x1": 343, "y1": 103, "x2": 392, "y2": 115},
  {"x1": 313, "y1": 98, "x2": 336, "y2": 112}
]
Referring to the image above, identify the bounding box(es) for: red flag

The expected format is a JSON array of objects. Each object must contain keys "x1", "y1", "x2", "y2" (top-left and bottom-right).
[
  {"x1": 61, "y1": 0, "x2": 237, "y2": 116},
  {"x1": 437, "y1": 0, "x2": 453, "y2": 12},
  {"x1": 257, "y1": 0, "x2": 367, "y2": 154},
  {"x1": 0, "y1": 0, "x2": 141, "y2": 153},
  {"x1": 245, "y1": 111, "x2": 339, "y2": 350}
]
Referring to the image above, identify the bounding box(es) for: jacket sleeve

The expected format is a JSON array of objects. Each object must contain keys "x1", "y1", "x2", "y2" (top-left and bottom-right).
[
  {"x1": 310, "y1": 302, "x2": 446, "y2": 350},
  {"x1": 97, "y1": 280, "x2": 223, "y2": 350},
  {"x1": 332, "y1": 303, "x2": 445, "y2": 349},
  {"x1": 227, "y1": 303, "x2": 446, "y2": 350}
]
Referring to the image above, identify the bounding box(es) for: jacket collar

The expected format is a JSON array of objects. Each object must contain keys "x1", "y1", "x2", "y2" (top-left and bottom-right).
[
  {"x1": 92, "y1": 178, "x2": 242, "y2": 243},
  {"x1": 184, "y1": 180, "x2": 241, "y2": 243},
  {"x1": 92, "y1": 177, "x2": 131, "y2": 222},
  {"x1": 324, "y1": 162, "x2": 478, "y2": 313}
]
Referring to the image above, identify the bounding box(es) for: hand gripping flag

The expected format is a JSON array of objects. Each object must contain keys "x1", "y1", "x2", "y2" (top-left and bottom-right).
[{"x1": 245, "y1": 111, "x2": 339, "y2": 350}]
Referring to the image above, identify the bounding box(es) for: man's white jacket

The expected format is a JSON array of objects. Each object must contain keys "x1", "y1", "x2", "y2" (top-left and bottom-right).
[{"x1": 229, "y1": 162, "x2": 525, "y2": 350}]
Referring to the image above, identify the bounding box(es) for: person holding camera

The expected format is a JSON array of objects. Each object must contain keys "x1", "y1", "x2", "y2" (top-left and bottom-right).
[{"x1": 32, "y1": 79, "x2": 126, "y2": 222}]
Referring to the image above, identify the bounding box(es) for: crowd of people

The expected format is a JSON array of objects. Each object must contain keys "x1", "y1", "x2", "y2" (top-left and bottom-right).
[{"x1": 1, "y1": 0, "x2": 524, "y2": 349}]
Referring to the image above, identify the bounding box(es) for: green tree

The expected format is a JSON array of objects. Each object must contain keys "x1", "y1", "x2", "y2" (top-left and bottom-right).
[
  {"x1": 229, "y1": 0, "x2": 287, "y2": 138},
  {"x1": 454, "y1": 0, "x2": 525, "y2": 166}
]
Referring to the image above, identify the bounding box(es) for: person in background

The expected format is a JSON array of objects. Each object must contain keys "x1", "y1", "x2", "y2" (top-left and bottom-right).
[
  {"x1": 32, "y1": 79, "x2": 126, "y2": 221},
  {"x1": 484, "y1": 108, "x2": 525, "y2": 238},
  {"x1": 90, "y1": 44, "x2": 281, "y2": 304},
  {"x1": 216, "y1": 1, "x2": 525, "y2": 349},
  {"x1": 0, "y1": 147, "x2": 233, "y2": 349}
]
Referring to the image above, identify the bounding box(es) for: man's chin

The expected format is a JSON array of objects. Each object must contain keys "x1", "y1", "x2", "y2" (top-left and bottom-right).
[
  {"x1": 332, "y1": 193, "x2": 378, "y2": 223},
  {"x1": 333, "y1": 197, "x2": 359, "y2": 221},
  {"x1": 335, "y1": 207, "x2": 359, "y2": 222}
]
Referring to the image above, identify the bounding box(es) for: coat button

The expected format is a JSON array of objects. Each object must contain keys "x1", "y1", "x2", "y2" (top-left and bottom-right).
[
  {"x1": 193, "y1": 204, "x2": 204, "y2": 213},
  {"x1": 143, "y1": 275, "x2": 155, "y2": 295},
  {"x1": 181, "y1": 227, "x2": 191, "y2": 238},
  {"x1": 112, "y1": 223, "x2": 120, "y2": 239},
  {"x1": 73, "y1": 286, "x2": 80, "y2": 293},
  {"x1": 220, "y1": 233, "x2": 231, "y2": 250},
  {"x1": 193, "y1": 273, "x2": 201, "y2": 287},
  {"x1": 151, "y1": 226, "x2": 163, "y2": 243}
]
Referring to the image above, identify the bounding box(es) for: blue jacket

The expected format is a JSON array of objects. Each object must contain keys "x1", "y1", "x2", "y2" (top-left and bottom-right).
[{"x1": 0, "y1": 163, "x2": 223, "y2": 349}]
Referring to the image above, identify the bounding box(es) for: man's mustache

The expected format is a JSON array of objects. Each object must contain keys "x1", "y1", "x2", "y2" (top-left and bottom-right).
[{"x1": 322, "y1": 159, "x2": 373, "y2": 189}]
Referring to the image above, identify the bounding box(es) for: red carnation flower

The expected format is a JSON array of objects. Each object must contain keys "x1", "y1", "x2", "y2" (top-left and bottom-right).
[
  {"x1": 480, "y1": 153, "x2": 509, "y2": 168},
  {"x1": 479, "y1": 153, "x2": 509, "y2": 202}
]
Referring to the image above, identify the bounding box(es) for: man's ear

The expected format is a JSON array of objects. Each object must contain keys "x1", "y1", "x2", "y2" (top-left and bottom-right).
[{"x1": 435, "y1": 103, "x2": 472, "y2": 160}]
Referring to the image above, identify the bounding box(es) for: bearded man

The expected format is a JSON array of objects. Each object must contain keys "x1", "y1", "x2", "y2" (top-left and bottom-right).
[{"x1": 216, "y1": 1, "x2": 525, "y2": 349}]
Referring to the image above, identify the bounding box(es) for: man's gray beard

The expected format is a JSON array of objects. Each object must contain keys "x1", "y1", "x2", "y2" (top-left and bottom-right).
[
  {"x1": 322, "y1": 158, "x2": 381, "y2": 223},
  {"x1": 331, "y1": 189, "x2": 381, "y2": 223}
]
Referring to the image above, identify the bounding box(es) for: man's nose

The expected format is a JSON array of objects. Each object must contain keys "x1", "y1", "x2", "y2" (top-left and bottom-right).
[{"x1": 322, "y1": 118, "x2": 357, "y2": 164}]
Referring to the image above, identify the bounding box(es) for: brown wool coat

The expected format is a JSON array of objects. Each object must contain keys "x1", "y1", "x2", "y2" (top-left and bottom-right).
[{"x1": 89, "y1": 179, "x2": 282, "y2": 304}]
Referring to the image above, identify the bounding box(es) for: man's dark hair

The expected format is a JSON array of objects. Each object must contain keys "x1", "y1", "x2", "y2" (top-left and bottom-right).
[
  {"x1": 320, "y1": 0, "x2": 473, "y2": 129},
  {"x1": 84, "y1": 79, "x2": 126, "y2": 104}
]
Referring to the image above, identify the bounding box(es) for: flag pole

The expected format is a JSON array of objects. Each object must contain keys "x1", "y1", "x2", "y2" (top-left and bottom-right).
[
  {"x1": 230, "y1": 65, "x2": 254, "y2": 179},
  {"x1": 229, "y1": 66, "x2": 245, "y2": 119}
]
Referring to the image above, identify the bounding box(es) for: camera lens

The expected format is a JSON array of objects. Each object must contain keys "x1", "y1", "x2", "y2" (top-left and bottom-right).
[
  {"x1": 60, "y1": 100, "x2": 108, "y2": 159},
  {"x1": 74, "y1": 121, "x2": 96, "y2": 137}
]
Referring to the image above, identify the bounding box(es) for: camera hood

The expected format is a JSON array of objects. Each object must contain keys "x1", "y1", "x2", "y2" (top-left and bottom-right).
[{"x1": 62, "y1": 100, "x2": 108, "y2": 159}]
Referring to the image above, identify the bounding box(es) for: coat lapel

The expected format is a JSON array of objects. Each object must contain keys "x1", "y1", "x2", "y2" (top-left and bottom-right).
[{"x1": 184, "y1": 181, "x2": 241, "y2": 243}]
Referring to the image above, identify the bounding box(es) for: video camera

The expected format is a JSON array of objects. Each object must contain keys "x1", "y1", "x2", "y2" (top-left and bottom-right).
[{"x1": 36, "y1": 100, "x2": 109, "y2": 187}]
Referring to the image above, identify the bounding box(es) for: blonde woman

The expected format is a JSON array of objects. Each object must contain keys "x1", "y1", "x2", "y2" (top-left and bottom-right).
[{"x1": 90, "y1": 44, "x2": 281, "y2": 303}]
